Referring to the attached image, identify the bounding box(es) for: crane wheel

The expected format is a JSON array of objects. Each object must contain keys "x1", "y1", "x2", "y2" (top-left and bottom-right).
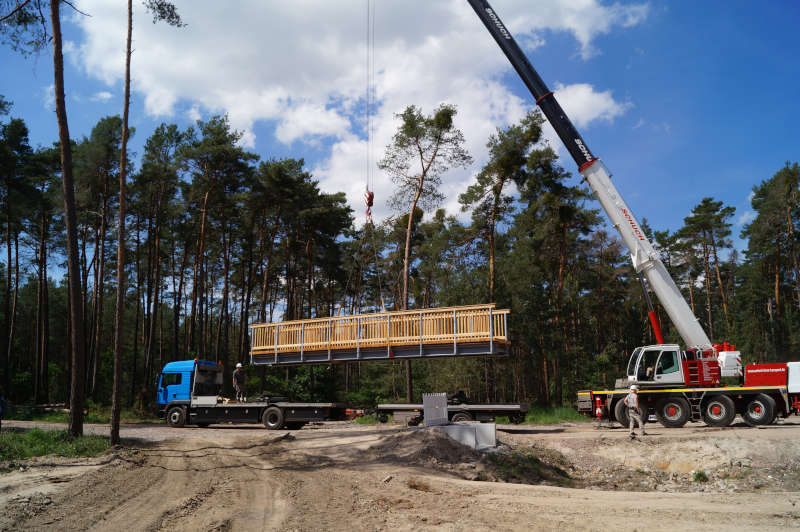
[
  {"x1": 655, "y1": 397, "x2": 690, "y2": 428},
  {"x1": 701, "y1": 395, "x2": 736, "y2": 427},
  {"x1": 742, "y1": 394, "x2": 776, "y2": 426},
  {"x1": 613, "y1": 399, "x2": 630, "y2": 428}
]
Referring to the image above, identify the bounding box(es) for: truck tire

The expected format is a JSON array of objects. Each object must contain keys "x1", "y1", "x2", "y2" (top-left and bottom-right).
[
  {"x1": 742, "y1": 394, "x2": 776, "y2": 426},
  {"x1": 451, "y1": 412, "x2": 473, "y2": 423},
  {"x1": 701, "y1": 395, "x2": 736, "y2": 427},
  {"x1": 614, "y1": 399, "x2": 629, "y2": 428},
  {"x1": 262, "y1": 406, "x2": 285, "y2": 430},
  {"x1": 656, "y1": 397, "x2": 690, "y2": 428},
  {"x1": 166, "y1": 406, "x2": 186, "y2": 428}
]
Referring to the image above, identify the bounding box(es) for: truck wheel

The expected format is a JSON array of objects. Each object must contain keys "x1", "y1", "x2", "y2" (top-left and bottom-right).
[
  {"x1": 166, "y1": 406, "x2": 185, "y2": 428},
  {"x1": 701, "y1": 395, "x2": 736, "y2": 427},
  {"x1": 614, "y1": 399, "x2": 630, "y2": 428},
  {"x1": 742, "y1": 394, "x2": 776, "y2": 426},
  {"x1": 262, "y1": 406, "x2": 285, "y2": 430},
  {"x1": 656, "y1": 397, "x2": 690, "y2": 428},
  {"x1": 451, "y1": 412, "x2": 472, "y2": 423}
]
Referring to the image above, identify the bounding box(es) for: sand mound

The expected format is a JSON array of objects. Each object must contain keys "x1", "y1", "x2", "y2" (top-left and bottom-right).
[{"x1": 363, "y1": 427, "x2": 483, "y2": 466}]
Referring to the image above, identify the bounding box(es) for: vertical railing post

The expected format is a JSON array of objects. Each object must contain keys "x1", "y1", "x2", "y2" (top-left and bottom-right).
[
  {"x1": 419, "y1": 311, "x2": 423, "y2": 357},
  {"x1": 356, "y1": 317, "x2": 361, "y2": 359},
  {"x1": 452, "y1": 309, "x2": 457, "y2": 355},
  {"x1": 386, "y1": 314, "x2": 391, "y2": 358},
  {"x1": 503, "y1": 312, "x2": 508, "y2": 342},
  {"x1": 300, "y1": 323, "x2": 305, "y2": 362},
  {"x1": 489, "y1": 307, "x2": 494, "y2": 354},
  {"x1": 327, "y1": 318, "x2": 332, "y2": 361},
  {"x1": 274, "y1": 325, "x2": 279, "y2": 365}
]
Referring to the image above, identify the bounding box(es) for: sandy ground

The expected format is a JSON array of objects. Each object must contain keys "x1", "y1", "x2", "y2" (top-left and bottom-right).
[{"x1": 2, "y1": 418, "x2": 800, "y2": 531}]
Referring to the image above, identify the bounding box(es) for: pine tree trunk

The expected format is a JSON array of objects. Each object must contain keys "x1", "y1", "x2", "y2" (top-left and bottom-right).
[
  {"x1": 111, "y1": 0, "x2": 132, "y2": 445},
  {"x1": 51, "y1": 0, "x2": 86, "y2": 437}
]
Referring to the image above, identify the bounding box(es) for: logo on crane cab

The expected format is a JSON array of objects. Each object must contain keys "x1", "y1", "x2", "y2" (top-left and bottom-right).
[{"x1": 485, "y1": 8, "x2": 511, "y2": 39}]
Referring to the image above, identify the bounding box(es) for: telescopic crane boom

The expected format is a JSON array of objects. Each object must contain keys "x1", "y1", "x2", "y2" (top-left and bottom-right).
[{"x1": 468, "y1": 0, "x2": 713, "y2": 353}]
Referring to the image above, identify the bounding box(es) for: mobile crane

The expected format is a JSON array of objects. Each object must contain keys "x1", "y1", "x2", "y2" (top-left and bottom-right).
[{"x1": 469, "y1": 0, "x2": 800, "y2": 428}]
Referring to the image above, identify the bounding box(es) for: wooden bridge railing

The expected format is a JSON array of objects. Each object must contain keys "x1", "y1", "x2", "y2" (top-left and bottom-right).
[{"x1": 249, "y1": 304, "x2": 509, "y2": 363}]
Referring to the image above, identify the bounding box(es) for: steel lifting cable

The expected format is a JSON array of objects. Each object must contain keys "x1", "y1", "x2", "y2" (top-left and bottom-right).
[{"x1": 363, "y1": 0, "x2": 375, "y2": 224}]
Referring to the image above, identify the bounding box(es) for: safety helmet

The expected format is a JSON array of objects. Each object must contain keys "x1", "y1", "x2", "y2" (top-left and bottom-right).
[
  {"x1": 236, "y1": 363, "x2": 242, "y2": 368},
  {"x1": 630, "y1": 385, "x2": 639, "y2": 392}
]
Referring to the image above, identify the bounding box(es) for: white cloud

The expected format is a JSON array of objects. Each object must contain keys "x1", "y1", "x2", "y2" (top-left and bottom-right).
[
  {"x1": 90, "y1": 91, "x2": 113, "y2": 102},
  {"x1": 737, "y1": 210, "x2": 756, "y2": 226},
  {"x1": 41, "y1": 84, "x2": 54, "y2": 110},
  {"x1": 68, "y1": 0, "x2": 647, "y2": 224}
]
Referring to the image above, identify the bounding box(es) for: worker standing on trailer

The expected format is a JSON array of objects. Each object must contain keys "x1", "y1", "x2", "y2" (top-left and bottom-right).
[
  {"x1": 233, "y1": 363, "x2": 246, "y2": 402},
  {"x1": 624, "y1": 385, "x2": 645, "y2": 439}
]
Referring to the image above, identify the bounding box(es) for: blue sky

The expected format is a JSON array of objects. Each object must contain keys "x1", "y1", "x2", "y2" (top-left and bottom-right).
[{"x1": 2, "y1": 0, "x2": 799, "y2": 251}]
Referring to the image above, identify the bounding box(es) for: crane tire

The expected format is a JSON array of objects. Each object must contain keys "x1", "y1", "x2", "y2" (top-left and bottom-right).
[
  {"x1": 701, "y1": 395, "x2": 736, "y2": 427},
  {"x1": 614, "y1": 399, "x2": 630, "y2": 428},
  {"x1": 166, "y1": 406, "x2": 186, "y2": 428},
  {"x1": 262, "y1": 406, "x2": 285, "y2": 430},
  {"x1": 656, "y1": 397, "x2": 690, "y2": 428},
  {"x1": 742, "y1": 394, "x2": 776, "y2": 426}
]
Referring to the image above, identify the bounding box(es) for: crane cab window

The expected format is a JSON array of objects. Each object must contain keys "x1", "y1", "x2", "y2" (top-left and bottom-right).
[
  {"x1": 638, "y1": 349, "x2": 660, "y2": 380},
  {"x1": 656, "y1": 351, "x2": 679, "y2": 375}
]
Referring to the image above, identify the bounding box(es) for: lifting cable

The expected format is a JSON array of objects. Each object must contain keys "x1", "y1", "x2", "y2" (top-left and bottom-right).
[
  {"x1": 335, "y1": 0, "x2": 386, "y2": 317},
  {"x1": 363, "y1": 0, "x2": 375, "y2": 224}
]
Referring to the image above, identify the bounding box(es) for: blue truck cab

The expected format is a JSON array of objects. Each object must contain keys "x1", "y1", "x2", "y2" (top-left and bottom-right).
[{"x1": 157, "y1": 359, "x2": 223, "y2": 425}]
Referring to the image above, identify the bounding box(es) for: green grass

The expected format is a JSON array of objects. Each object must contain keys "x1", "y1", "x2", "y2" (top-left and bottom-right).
[
  {"x1": 353, "y1": 413, "x2": 394, "y2": 425},
  {"x1": 0, "y1": 428, "x2": 109, "y2": 464},
  {"x1": 7, "y1": 404, "x2": 159, "y2": 424},
  {"x1": 519, "y1": 405, "x2": 591, "y2": 425}
]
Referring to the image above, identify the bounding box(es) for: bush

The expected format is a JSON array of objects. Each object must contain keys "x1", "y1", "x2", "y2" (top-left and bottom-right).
[{"x1": 0, "y1": 429, "x2": 108, "y2": 463}]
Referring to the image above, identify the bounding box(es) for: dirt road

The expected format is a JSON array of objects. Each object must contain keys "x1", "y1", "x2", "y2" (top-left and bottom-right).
[{"x1": 3, "y1": 419, "x2": 800, "y2": 531}]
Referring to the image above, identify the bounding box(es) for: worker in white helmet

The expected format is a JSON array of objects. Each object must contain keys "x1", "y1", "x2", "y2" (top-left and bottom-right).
[
  {"x1": 624, "y1": 385, "x2": 645, "y2": 439},
  {"x1": 233, "y1": 362, "x2": 246, "y2": 402}
]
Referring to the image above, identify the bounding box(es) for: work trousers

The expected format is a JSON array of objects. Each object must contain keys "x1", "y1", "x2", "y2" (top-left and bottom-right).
[{"x1": 628, "y1": 408, "x2": 644, "y2": 436}]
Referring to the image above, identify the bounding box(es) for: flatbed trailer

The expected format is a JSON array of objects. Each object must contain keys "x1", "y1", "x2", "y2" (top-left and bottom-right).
[
  {"x1": 156, "y1": 359, "x2": 349, "y2": 429},
  {"x1": 377, "y1": 402, "x2": 528, "y2": 425},
  {"x1": 577, "y1": 383, "x2": 795, "y2": 428}
]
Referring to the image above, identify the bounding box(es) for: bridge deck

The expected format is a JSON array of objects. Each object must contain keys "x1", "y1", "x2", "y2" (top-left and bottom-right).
[{"x1": 249, "y1": 304, "x2": 510, "y2": 365}]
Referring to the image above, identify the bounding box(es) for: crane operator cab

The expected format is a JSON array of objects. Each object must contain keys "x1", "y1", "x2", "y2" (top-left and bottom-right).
[{"x1": 626, "y1": 345, "x2": 686, "y2": 385}]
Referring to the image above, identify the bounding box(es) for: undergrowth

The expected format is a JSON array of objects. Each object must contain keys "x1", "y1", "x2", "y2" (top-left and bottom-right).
[{"x1": 0, "y1": 428, "x2": 108, "y2": 464}]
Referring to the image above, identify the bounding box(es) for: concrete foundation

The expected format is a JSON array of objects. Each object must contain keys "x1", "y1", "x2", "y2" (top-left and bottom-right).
[{"x1": 433, "y1": 423, "x2": 496, "y2": 450}]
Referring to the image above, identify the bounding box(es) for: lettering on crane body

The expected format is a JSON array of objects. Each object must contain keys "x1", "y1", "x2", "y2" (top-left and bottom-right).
[
  {"x1": 574, "y1": 139, "x2": 592, "y2": 163},
  {"x1": 484, "y1": 8, "x2": 512, "y2": 39},
  {"x1": 621, "y1": 208, "x2": 647, "y2": 241}
]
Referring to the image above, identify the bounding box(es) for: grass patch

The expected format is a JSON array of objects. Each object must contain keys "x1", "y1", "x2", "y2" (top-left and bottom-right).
[
  {"x1": 7, "y1": 403, "x2": 159, "y2": 424},
  {"x1": 0, "y1": 428, "x2": 108, "y2": 463},
  {"x1": 693, "y1": 470, "x2": 709, "y2": 482},
  {"x1": 353, "y1": 413, "x2": 392, "y2": 425},
  {"x1": 522, "y1": 405, "x2": 589, "y2": 425}
]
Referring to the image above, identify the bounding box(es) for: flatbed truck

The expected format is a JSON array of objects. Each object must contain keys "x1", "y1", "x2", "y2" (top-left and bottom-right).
[
  {"x1": 376, "y1": 401, "x2": 528, "y2": 425},
  {"x1": 156, "y1": 359, "x2": 348, "y2": 429}
]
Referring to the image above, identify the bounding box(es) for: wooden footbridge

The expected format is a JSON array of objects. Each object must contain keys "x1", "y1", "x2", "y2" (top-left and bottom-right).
[{"x1": 249, "y1": 304, "x2": 510, "y2": 366}]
